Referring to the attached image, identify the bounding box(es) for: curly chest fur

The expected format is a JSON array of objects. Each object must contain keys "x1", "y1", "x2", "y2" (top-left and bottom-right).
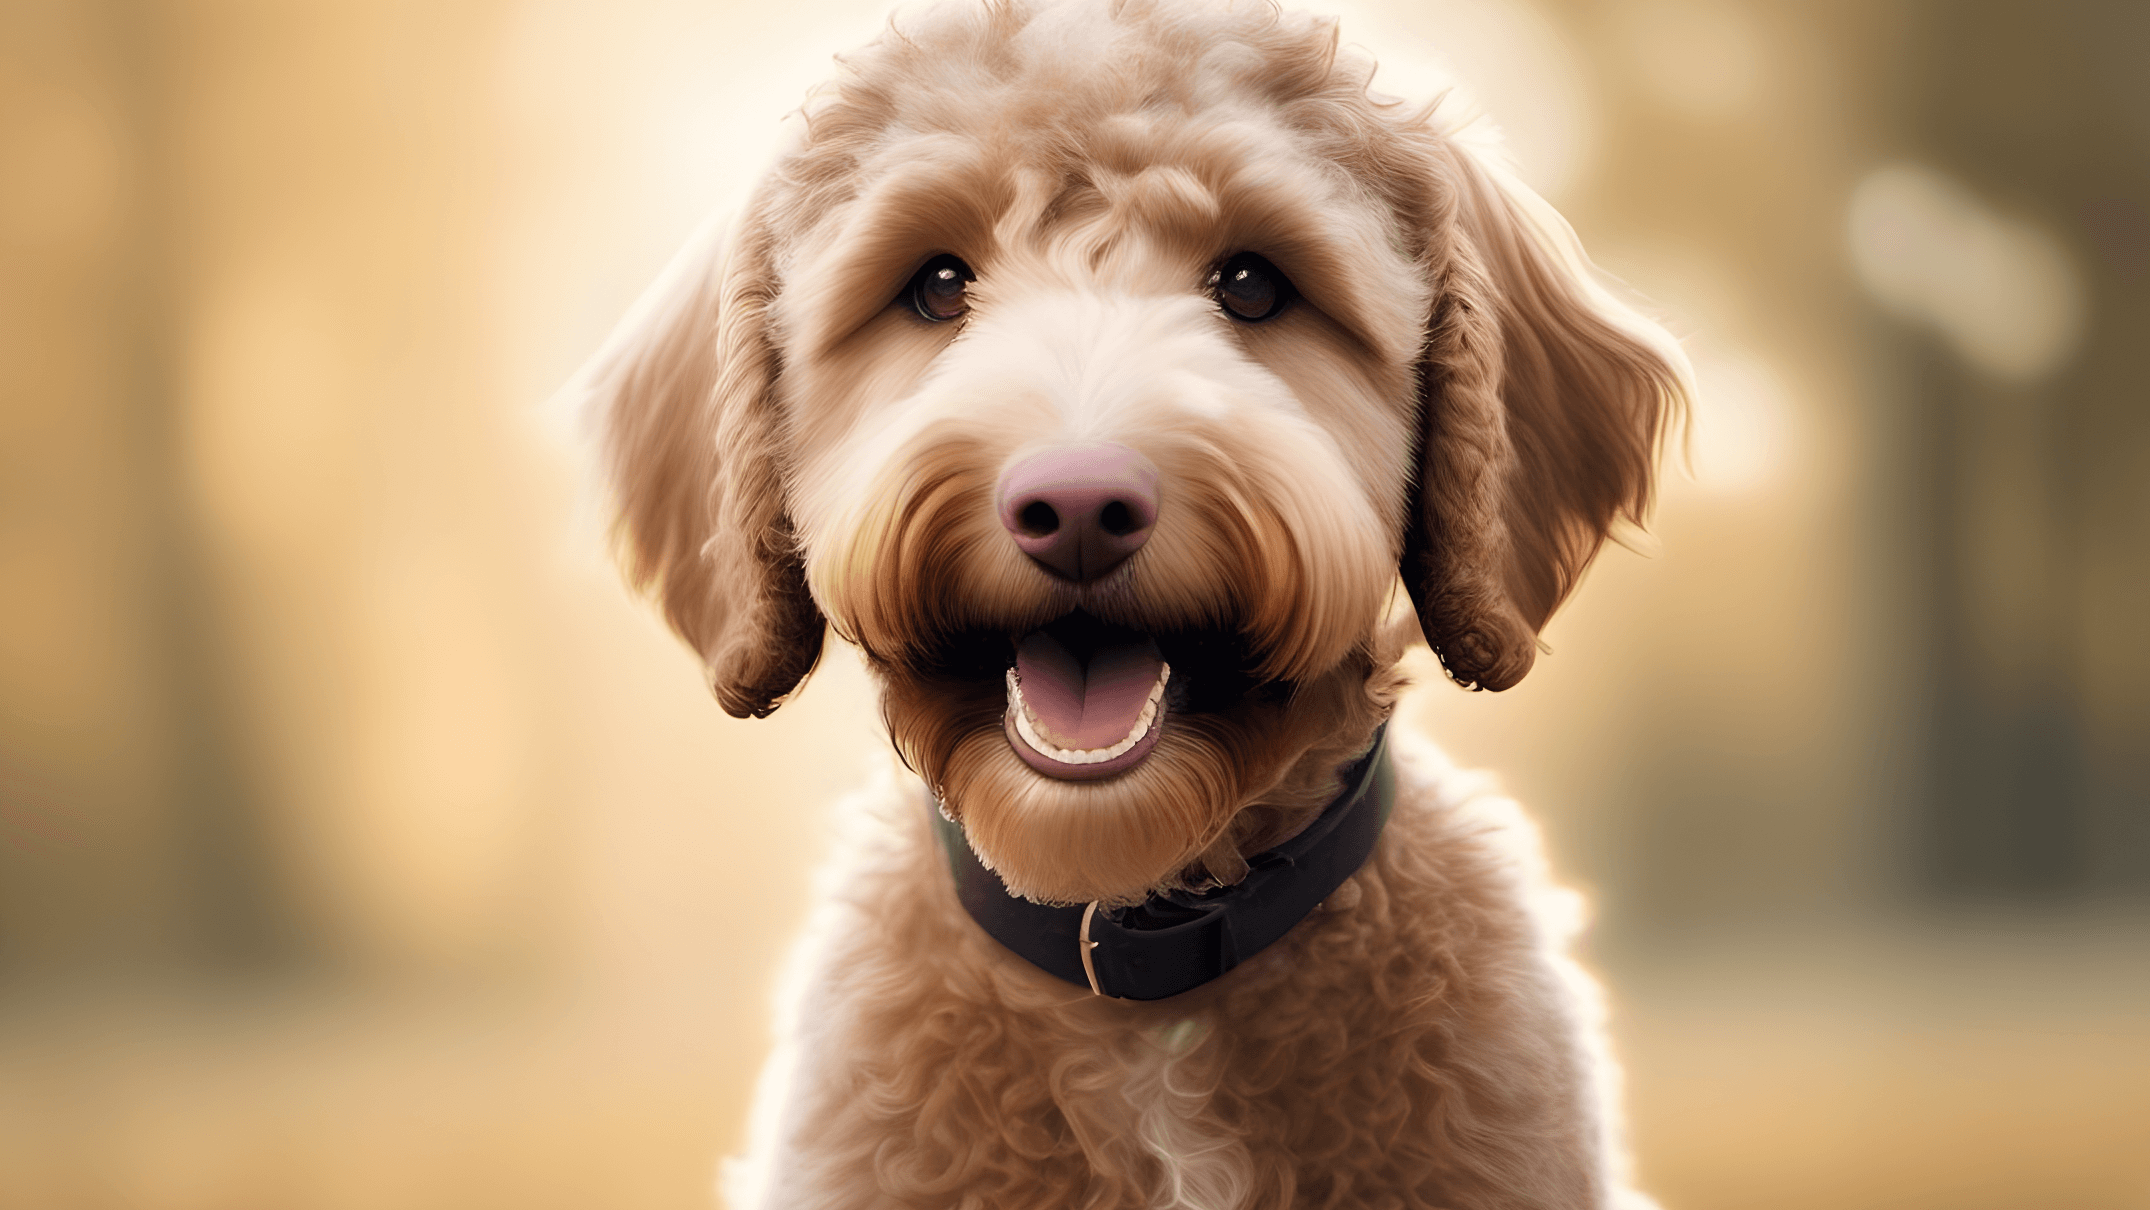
[
  {"x1": 889, "y1": 1014, "x2": 1256, "y2": 1210},
  {"x1": 742, "y1": 745, "x2": 1614, "y2": 1210}
]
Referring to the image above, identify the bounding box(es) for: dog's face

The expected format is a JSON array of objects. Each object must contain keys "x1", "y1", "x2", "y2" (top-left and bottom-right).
[{"x1": 590, "y1": 0, "x2": 1687, "y2": 905}]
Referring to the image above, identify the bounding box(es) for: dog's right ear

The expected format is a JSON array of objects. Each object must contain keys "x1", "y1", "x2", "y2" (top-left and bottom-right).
[{"x1": 584, "y1": 211, "x2": 826, "y2": 719}]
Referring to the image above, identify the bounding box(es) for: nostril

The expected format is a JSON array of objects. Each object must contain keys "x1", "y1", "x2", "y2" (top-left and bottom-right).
[
  {"x1": 996, "y1": 442, "x2": 1160, "y2": 581},
  {"x1": 1018, "y1": 500, "x2": 1060, "y2": 536}
]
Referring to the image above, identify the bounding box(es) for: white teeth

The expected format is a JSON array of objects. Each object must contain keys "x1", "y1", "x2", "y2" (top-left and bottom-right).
[{"x1": 1005, "y1": 663, "x2": 1171, "y2": 765}]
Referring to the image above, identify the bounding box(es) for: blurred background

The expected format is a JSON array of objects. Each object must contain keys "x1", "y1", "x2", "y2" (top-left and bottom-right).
[{"x1": 3, "y1": 0, "x2": 2146, "y2": 1205}]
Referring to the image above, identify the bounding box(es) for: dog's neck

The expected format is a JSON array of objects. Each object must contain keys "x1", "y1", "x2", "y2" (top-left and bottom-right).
[
  {"x1": 932, "y1": 723, "x2": 1397, "y2": 1001},
  {"x1": 1189, "y1": 648, "x2": 1406, "y2": 887}
]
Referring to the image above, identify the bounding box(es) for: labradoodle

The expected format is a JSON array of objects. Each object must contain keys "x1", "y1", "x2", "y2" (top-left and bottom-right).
[{"x1": 586, "y1": 0, "x2": 1688, "y2": 1205}]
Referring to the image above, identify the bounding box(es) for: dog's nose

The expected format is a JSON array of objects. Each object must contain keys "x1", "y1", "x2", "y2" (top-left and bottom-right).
[{"x1": 996, "y1": 443, "x2": 1160, "y2": 582}]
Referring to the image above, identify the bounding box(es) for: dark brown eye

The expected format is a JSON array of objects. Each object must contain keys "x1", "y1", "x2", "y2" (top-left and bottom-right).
[
  {"x1": 907, "y1": 254, "x2": 974, "y2": 322},
  {"x1": 1208, "y1": 252, "x2": 1292, "y2": 322}
]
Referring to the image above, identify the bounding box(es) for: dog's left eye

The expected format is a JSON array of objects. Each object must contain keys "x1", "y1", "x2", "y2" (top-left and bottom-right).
[
  {"x1": 907, "y1": 254, "x2": 974, "y2": 322},
  {"x1": 1209, "y1": 252, "x2": 1293, "y2": 322}
]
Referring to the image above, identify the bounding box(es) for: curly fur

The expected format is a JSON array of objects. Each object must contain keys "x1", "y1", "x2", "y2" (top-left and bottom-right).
[
  {"x1": 724, "y1": 728, "x2": 1633, "y2": 1209},
  {"x1": 584, "y1": 0, "x2": 1690, "y2": 1204}
]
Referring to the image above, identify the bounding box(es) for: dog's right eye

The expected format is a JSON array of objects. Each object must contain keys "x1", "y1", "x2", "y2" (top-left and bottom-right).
[
  {"x1": 907, "y1": 254, "x2": 974, "y2": 323},
  {"x1": 1209, "y1": 252, "x2": 1293, "y2": 322}
]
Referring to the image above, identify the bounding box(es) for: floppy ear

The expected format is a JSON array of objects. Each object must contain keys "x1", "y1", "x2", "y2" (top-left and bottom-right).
[
  {"x1": 1403, "y1": 143, "x2": 1690, "y2": 691},
  {"x1": 585, "y1": 210, "x2": 826, "y2": 718}
]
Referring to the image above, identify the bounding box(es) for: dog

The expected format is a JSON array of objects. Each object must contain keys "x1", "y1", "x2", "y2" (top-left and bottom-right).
[{"x1": 585, "y1": 0, "x2": 1689, "y2": 1204}]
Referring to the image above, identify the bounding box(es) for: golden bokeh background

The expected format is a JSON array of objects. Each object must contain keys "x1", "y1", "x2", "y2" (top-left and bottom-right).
[{"x1": 2, "y1": 0, "x2": 2146, "y2": 1206}]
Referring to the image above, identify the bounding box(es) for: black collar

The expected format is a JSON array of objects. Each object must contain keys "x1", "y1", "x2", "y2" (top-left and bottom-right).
[{"x1": 930, "y1": 724, "x2": 1395, "y2": 1001}]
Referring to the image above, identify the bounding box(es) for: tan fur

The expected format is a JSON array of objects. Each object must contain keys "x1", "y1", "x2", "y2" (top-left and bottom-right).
[
  {"x1": 585, "y1": 0, "x2": 1689, "y2": 1204},
  {"x1": 735, "y1": 729, "x2": 1629, "y2": 1210},
  {"x1": 1402, "y1": 144, "x2": 1686, "y2": 691},
  {"x1": 588, "y1": 214, "x2": 826, "y2": 718}
]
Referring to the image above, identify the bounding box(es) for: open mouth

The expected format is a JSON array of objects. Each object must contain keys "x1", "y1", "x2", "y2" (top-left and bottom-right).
[
  {"x1": 971, "y1": 610, "x2": 1270, "y2": 782},
  {"x1": 1004, "y1": 613, "x2": 1171, "y2": 780},
  {"x1": 902, "y1": 610, "x2": 1275, "y2": 785}
]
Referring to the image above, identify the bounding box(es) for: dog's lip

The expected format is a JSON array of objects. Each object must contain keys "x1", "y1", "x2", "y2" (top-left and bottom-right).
[{"x1": 1003, "y1": 685, "x2": 1167, "y2": 780}]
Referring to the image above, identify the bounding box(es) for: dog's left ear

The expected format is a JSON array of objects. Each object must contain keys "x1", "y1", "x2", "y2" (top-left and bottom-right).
[
  {"x1": 583, "y1": 210, "x2": 827, "y2": 718},
  {"x1": 1403, "y1": 143, "x2": 1690, "y2": 691}
]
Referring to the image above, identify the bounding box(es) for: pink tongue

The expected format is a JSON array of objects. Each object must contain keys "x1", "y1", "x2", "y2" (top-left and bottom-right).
[{"x1": 1015, "y1": 631, "x2": 1163, "y2": 751}]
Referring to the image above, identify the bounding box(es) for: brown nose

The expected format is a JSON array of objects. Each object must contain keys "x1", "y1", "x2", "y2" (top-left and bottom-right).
[{"x1": 996, "y1": 443, "x2": 1160, "y2": 582}]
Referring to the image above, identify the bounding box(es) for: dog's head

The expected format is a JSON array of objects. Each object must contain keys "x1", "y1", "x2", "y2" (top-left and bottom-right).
[{"x1": 589, "y1": 0, "x2": 1687, "y2": 905}]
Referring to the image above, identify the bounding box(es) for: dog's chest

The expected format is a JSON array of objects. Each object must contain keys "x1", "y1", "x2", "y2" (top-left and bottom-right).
[{"x1": 1101, "y1": 1018, "x2": 1253, "y2": 1210}]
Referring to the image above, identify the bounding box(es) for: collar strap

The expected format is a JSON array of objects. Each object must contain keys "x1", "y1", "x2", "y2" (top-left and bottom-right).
[{"x1": 931, "y1": 724, "x2": 1395, "y2": 1001}]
